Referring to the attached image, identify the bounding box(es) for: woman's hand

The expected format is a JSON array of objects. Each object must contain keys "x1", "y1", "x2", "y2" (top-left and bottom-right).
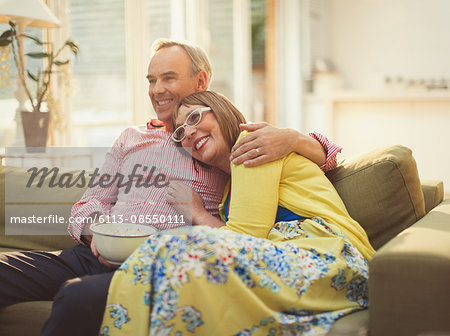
[
  {"x1": 166, "y1": 180, "x2": 225, "y2": 228},
  {"x1": 166, "y1": 180, "x2": 206, "y2": 225}
]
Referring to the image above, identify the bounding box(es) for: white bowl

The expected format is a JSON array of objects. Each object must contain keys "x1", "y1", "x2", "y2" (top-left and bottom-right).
[{"x1": 90, "y1": 223, "x2": 157, "y2": 265}]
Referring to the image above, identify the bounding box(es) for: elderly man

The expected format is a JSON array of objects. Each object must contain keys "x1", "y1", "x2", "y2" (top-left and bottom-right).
[{"x1": 0, "y1": 39, "x2": 341, "y2": 336}]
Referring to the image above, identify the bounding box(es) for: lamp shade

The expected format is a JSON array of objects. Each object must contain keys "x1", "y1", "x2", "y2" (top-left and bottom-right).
[{"x1": 0, "y1": 0, "x2": 60, "y2": 28}]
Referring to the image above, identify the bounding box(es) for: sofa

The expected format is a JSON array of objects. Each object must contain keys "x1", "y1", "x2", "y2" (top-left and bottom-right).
[{"x1": 0, "y1": 145, "x2": 449, "y2": 336}]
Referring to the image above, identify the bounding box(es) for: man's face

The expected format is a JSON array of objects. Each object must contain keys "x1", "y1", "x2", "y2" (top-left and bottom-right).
[{"x1": 147, "y1": 46, "x2": 204, "y2": 128}]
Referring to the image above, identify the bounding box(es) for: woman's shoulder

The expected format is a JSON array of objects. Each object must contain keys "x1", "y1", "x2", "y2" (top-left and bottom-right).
[
  {"x1": 236, "y1": 130, "x2": 249, "y2": 142},
  {"x1": 285, "y1": 152, "x2": 324, "y2": 170}
]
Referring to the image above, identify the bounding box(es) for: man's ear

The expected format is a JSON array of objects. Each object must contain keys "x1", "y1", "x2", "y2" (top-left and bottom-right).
[{"x1": 195, "y1": 71, "x2": 208, "y2": 91}]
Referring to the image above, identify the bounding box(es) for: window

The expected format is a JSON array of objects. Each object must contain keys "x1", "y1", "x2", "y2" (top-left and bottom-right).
[
  {"x1": 69, "y1": 0, "x2": 129, "y2": 147},
  {"x1": 47, "y1": 0, "x2": 259, "y2": 147}
]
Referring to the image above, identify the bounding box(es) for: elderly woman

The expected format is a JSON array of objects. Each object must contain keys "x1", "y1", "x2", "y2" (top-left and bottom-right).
[{"x1": 100, "y1": 91, "x2": 375, "y2": 336}]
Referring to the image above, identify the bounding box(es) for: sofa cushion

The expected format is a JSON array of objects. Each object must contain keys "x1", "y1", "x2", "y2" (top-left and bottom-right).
[
  {"x1": 327, "y1": 309, "x2": 369, "y2": 336},
  {"x1": 0, "y1": 166, "x2": 83, "y2": 251},
  {"x1": 369, "y1": 198, "x2": 450, "y2": 336},
  {"x1": 0, "y1": 301, "x2": 53, "y2": 336},
  {"x1": 421, "y1": 179, "x2": 444, "y2": 213},
  {"x1": 326, "y1": 145, "x2": 426, "y2": 250}
]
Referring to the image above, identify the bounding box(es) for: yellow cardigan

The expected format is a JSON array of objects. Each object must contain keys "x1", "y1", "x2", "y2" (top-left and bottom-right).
[{"x1": 220, "y1": 134, "x2": 375, "y2": 261}]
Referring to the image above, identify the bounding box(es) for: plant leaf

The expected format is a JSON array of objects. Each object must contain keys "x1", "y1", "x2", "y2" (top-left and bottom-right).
[
  {"x1": 54, "y1": 60, "x2": 69, "y2": 66},
  {"x1": 26, "y1": 52, "x2": 50, "y2": 59},
  {"x1": 65, "y1": 40, "x2": 80, "y2": 55},
  {"x1": 0, "y1": 39, "x2": 12, "y2": 46},
  {"x1": 0, "y1": 30, "x2": 13, "y2": 46},
  {"x1": 0, "y1": 30, "x2": 14, "y2": 39},
  {"x1": 21, "y1": 34, "x2": 43, "y2": 45},
  {"x1": 27, "y1": 71, "x2": 38, "y2": 82}
]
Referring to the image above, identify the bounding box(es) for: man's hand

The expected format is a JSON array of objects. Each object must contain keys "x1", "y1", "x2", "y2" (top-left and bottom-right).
[
  {"x1": 230, "y1": 122, "x2": 326, "y2": 168},
  {"x1": 85, "y1": 215, "x2": 117, "y2": 268},
  {"x1": 90, "y1": 235, "x2": 118, "y2": 269}
]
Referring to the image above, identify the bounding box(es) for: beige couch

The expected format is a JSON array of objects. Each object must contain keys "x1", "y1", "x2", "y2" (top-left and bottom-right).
[{"x1": 0, "y1": 145, "x2": 449, "y2": 336}]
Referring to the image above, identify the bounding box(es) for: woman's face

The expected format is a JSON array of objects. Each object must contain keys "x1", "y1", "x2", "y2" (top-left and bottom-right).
[{"x1": 175, "y1": 104, "x2": 230, "y2": 171}]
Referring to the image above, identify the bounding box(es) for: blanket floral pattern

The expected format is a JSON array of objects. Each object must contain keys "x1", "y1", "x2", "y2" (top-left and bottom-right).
[{"x1": 100, "y1": 219, "x2": 369, "y2": 336}]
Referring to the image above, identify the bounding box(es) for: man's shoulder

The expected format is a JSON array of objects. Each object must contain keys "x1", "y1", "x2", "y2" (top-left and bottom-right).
[
  {"x1": 119, "y1": 125, "x2": 168, "y2": 137},
  {"x1": 111, "y1": 125, "x2": 170, "y2": 148}
]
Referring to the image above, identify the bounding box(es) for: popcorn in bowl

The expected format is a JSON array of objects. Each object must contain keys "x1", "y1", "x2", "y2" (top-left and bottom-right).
[{"x1": 90, "y1": 223, "x2": 157, "y2": 265}]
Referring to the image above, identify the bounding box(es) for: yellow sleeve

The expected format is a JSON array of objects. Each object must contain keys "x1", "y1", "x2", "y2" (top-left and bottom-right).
[{"x1": 222, "y1": 134, "x2": 284, "y2": 239}]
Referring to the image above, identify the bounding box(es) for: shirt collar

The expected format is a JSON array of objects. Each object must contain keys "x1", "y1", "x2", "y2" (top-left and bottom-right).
[{"x1": 146, "y1": 118, "x2": 166, "y2": 130}]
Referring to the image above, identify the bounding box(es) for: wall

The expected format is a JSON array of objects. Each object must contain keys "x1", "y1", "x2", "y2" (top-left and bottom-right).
[
  {"x1": 327, "y1": 0, "x2": 450, "y2": 90},
  {"x1": 303, "y1": 0, "x2": 450, "y2": 194}
]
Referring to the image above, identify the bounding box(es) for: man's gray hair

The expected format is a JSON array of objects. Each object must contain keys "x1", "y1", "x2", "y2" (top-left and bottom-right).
[{"x1": 152, "y1": 38, "x2": 212, "y2": 87}]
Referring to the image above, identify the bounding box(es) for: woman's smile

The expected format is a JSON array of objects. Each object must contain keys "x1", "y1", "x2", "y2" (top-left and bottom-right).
[{"x1": 193, "y1": 136, "x2": 210, "y2": 151}]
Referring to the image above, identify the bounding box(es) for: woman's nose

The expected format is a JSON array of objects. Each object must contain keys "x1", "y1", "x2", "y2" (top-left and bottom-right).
[{"x1": 184, "y1": 125, "x2": 196, "y2": 139}]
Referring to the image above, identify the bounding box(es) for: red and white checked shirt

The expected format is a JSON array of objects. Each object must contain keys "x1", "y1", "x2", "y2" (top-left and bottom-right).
[{"x1": 69, "y1": 124, "x2": 341, "y2": 244}]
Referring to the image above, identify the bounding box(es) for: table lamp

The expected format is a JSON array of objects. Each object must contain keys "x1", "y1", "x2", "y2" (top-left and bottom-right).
[{"x1": 0, "y1": 0, "x2": 60, "y2": 146}]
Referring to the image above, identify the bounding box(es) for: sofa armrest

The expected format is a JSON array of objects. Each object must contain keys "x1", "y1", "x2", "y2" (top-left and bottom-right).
[
  {"x1": 327, "y1": 145, "x2": 426, "y2": 250},
  {"x1": 369, "y1": 198, "x2": 450, "y2": 336},
  {"x1": 421, "y1": 179, "x2": 444, "y2": 214}
]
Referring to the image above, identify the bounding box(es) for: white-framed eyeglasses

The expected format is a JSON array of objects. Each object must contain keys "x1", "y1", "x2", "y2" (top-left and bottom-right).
[{"x1": 171, "y1": 107, "x2": 212, "y2": 142}]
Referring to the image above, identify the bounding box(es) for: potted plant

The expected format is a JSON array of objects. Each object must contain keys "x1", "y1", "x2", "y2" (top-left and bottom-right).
[{"x1": 0, "y1": 21, "x2": 79, "y2": 152}]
